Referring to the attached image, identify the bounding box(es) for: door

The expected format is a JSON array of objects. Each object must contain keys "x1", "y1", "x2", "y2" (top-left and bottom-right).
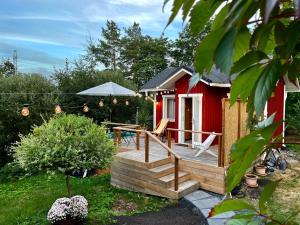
[{"x1": 184, "y1": 98, "x2": 192, "y2": 141}]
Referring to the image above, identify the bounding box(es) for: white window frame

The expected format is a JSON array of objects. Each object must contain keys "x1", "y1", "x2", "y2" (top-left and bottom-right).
[{"x1": 162, "y1": 95, "x2": 175, "y2": 122}]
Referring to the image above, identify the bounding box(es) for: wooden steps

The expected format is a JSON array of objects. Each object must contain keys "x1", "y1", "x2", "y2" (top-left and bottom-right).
[{"x1": 111, "y1": 151, "x2": 199, "y2": 199}]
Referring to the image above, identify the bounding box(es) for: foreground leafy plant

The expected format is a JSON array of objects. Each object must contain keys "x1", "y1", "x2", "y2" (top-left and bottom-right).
[
  {"x1": 13, "y1": 114, "x2": 116, "y2": 195},
  {"x1": 163, "y1": 0, "x2": 300, "y2": 224}
]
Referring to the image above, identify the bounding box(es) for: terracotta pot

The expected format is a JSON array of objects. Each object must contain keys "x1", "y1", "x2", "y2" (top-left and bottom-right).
[
  {"x1": 245, "y1": 174, "x2": 258, "y2": 187},
  {"x1": 55, "y1": 218, "x2": 83, "y2": 225},
  {"x1": 255, "y1": 165, "x2": 267, "y2": 176}
]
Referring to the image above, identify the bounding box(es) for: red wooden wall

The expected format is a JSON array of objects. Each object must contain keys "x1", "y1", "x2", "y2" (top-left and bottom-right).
[
  {"x1": 267, "y1": 80, "x2": 285, "y2": 137},
  {"x1": 155, "y1": 73, "x2": 229, "y2": 144}
]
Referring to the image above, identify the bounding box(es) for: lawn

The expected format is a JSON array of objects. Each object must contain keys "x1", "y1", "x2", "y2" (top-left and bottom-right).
[{"x1": 0, "y1": 173, "x2": 171, "y2": 225}]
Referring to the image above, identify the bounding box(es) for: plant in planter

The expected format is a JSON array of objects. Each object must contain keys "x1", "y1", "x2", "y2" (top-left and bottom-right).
[{"x1": 47, "y1": 196, "x2": 88, "y2": 225}]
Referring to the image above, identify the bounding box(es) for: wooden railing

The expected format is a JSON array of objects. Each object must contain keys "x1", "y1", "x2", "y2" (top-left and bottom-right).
[
  {"x1": 166, "y1": 128, "x2": 225, "y2": 167},
  {"x1": 112, "y1": 126, "x2": 182, "y2": 191}
]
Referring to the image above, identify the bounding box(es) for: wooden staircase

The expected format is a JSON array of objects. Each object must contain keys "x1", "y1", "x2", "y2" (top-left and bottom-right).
[{"x1": 111, "y1": 151, "x2": 199, "y2": 199}]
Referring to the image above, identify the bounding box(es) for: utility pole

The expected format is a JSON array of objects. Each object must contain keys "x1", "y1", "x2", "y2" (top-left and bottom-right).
[{"x1": 13, "y1": 50, "x2": 17, "y2": 75}]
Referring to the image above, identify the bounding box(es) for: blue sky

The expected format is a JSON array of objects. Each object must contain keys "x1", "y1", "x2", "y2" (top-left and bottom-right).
[{"x1": 0, "y1": 0, "x2": 182, "y2": 76}]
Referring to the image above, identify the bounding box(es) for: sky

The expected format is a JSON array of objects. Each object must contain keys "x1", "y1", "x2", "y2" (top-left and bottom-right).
[{"x1": 0, "y1": 0, "x2": 183, "y2": 76}]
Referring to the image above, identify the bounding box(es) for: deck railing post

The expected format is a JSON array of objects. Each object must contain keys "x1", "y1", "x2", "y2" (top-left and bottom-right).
[
  {"x1": 118, "y1": 129, "x2": 121, "y2": 145},
  {"x1": 145, "y1": 132, "x2": 149, "y2": 163},
  {"x1": 174, "y1": 157, "x2": 179, "y2": 191},
  {"x1": 218, "y1": 135, "x2": 224, "y2": 167},
  {"x1": 113, "y1": 129, "x2": 117, "y2": 145},
  {"x1": 136, "y1": 131, "x2": 140, "y2": 150},
  {"x1": 167, "y1": 130, "x2": 171, "y2": 157}
]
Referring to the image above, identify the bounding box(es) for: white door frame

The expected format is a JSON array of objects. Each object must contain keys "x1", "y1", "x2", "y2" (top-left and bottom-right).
[{"x1": 178, "y1": 94, "x2": 203, "y2": 146}]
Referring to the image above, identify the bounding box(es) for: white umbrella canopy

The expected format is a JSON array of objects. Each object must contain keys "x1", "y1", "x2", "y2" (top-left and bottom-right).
[{"x1": 77, "y1": 82, "x2": 137, "y2": 96}]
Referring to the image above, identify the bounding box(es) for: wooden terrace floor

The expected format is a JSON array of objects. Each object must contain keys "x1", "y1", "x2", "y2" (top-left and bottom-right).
[{"x1": 119, "y1": 136, "x2": 219, "y2": 166}]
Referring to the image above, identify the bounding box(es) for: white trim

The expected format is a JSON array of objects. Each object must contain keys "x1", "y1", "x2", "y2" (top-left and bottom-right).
[
  {"x1": 140, "y1": 88, "x2": 169, "y2": 92},
  {"x1": 178, "y1": 94, "x2": 203, "y2": 145},
  {"x1": 162, "y1": 95, "x2": 176, "y2": 122},
  {"x1": 153, "y1": 94, "x2": 157, "y2": 130},
  {"x1": 283, "y1": 86, "x2": 287, "y2": 139},
  {"x1": 160, "y1": 68, "x2": 192, "y2": 88}
]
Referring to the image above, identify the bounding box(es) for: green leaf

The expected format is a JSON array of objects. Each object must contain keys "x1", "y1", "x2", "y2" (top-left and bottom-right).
[
  {"x1": 257, "y1": 113, "x2": 276, "y2": 129},
  {"x1": 209, "y1": 199, "x2": 256, "y2": 217},
  {"x1": 286, "y1": 21, "x2": 300, "y2": 55},
  {"x1": 254, "y1": 59, "x2": 281, "y2": 115},
  {"x1": 194, "y1": 27, "x2": 226, "y2": 74},
  {"x1": 212, "y1": 4, "x2": 229, "y2": 30},
  {"x1": 182, "y1": 0, "x2": 196, "y2": 22},
  {"x1": 231, "y1": 50, "x2": 269, "y2": 74},
  {"x1": 189, "y1": 73, "x2": 201, "y2": 90},
  {"x1": 165, "y1": 0, "x2": 184, "y2": 28},
  {"x1": 227, "y1": 219, "x2": 249, "y2": 225},
  {"x1": 259, "y1": 180, "x2": 280, "y2": 214},
  {"x1": 264, "y1": 0, "x2": 278, "y2": 23},
  {"x1": 274, "y1": 21, "x2": 286, "y2": 46},
  {"x1": 214, "y1": 27, "x2": 238, "y2": 74},
  {"x1": 234, "y1": 27, "x2": 251, "y2": 62},
  {"x1": 230, "y1": 64, "x2": 264, "y2": 104},
  {"x1": 226, "y1": 122, "x2": 280, "y2": 192},
  {"x1": 190, "y1": 0, "x2": 222, "y2": 35},
  {"x1": 232, "y1": 212, "x2": 257, "y2": 220},
  {"x1": 250, "y1": 23, "x2": 274, "y2": 51}
]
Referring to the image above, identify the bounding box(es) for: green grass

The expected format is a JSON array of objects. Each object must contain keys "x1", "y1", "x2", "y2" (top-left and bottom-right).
[{"x1": 0, "y1": 174, "x2": 171, "y2": 225}]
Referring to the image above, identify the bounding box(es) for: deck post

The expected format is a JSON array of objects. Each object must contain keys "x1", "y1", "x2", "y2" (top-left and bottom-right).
[
  {"x1": 136, "y1": 131, "x2": 140, "y2": 150},
  {"x1": 113, "y1": 129, "x2": 117, "y2": 145},
  {"x1": 174, "y1": 157, "x2": 179, "y2": 191},
  {"x1": 167, "y1": 130, "x2": 171, "y2": 157},
  {"x1": 218, "y1": 135, "x2": 224, "y2": 167},
  {"x1": 118, "y1": 129, "x2": 121, "y2": 145},
  {"x1": 145, "y1": 133, "x2": 149, "y2": 163}
]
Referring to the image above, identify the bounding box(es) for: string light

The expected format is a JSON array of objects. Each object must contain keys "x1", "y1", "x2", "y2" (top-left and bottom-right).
[
  {"x1": 55, "y1": 104, "x2": 62, "y2": 114},
  {"x1": 113, "y1": 98, "x2": 117, "y2": 104},
  {"x1": 83, "y1": 104, "x2": 89, "y2": 113},
  {"x1": 99, "y1": 99, "x2": 104, "y2": 107},
  {"x1": 125, "y1": 100, "x2": 129, "y2": 106},
  {"x1": 21, "y1": 104, "x2": 30, "y2": 117}
]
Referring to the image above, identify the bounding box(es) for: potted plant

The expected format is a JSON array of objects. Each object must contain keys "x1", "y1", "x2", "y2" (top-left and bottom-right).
[
  {"x1": 244, "y1": 174, "x2": 258, "y2": 188},
  {"x1": 255, "y1": 164, "x2": 267, "y2": 176}
]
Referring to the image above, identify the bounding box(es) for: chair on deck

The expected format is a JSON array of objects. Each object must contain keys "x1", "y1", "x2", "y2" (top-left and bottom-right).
[
  {"x1": 194, "y1": 133, "x2": 217, "y2": 157},
  {"x1": 152, "y1": 118, "x2": 169, "y2": 142}
]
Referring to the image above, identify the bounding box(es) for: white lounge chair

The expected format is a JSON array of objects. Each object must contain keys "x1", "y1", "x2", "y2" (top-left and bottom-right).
[{"x1": 194, "y1": 133, "x2": 217, "y2": 157}]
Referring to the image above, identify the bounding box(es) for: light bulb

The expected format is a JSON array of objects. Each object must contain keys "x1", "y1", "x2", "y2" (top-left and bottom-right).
[
  {"x1": 99, "y1": 100, "x2": 104, "y2": 107},
  {"x1": 83, "y1": 104, "x2": 89, "y2": 113},
  {"x1": 113, "y1": 98, "x2": 117, "y2": 104},
  {"x1": 55, "y1": 104, "x2": 62, "y2": 114},
  {"x1": 21, "y1": 104, "x2": 29, "y2": 117},
  {"x1": 125, "y1": 100, "x2": 129, "y2": 106}
]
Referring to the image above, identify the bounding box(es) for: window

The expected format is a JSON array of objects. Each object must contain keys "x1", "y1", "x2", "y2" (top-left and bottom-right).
[{"x1": 163, "y1": 95, "x2": 175, "y2": 122}]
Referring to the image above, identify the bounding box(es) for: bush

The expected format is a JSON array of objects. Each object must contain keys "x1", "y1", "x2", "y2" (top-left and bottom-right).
[
  {"x1": 13, "y1": 114, "x2": 116, "y2": 194},
  {"x1": 0, "y1": 74, "x2": 57, "y2": 167},
  {"x1": 0, "y1": 162, "x2": 27, "y2": 183}
]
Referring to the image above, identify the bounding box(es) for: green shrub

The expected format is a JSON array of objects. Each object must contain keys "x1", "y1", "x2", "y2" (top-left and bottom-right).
[
  {"x1": 0, "y1": 162, "x2": 27, "y2": 183},
  {"x1": 13, "y1": 114, "x2": 116, "y2": 194}
]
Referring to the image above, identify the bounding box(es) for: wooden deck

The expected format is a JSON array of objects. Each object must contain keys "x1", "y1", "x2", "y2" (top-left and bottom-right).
[{"x1": 111, "y1": 135, "x2": 225, "y2": 198}]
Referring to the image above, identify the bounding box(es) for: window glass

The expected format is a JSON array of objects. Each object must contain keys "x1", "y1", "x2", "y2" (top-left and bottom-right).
[{"x1": 166, "y1": 98, "x2": 175, "y2": 120}]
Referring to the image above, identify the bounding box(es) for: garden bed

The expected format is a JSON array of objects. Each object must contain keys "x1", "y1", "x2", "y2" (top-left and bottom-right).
[{"x1": 0, "y1": 174, "x2": 171, "y2": 225}]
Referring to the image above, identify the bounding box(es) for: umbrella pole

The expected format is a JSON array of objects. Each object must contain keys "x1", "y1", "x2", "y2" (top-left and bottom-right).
[{"x1": 109, "y1": 95, "x2": 112, "y2": 122}]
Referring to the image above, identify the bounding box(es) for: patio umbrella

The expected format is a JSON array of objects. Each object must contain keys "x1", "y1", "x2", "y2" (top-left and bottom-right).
[
  {"x1": 77, "y1": 82, "x2": 136, "y2": 96},
  {"x1": 77, "y1": 82, "x2": 137, "y2": 121}
]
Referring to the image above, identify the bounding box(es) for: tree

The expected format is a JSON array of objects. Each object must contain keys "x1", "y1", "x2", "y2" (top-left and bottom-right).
[
  {"x1": 0, "y1": 59, "x2": 15, "y2": 77},
  {"x1": 286, "y1": 92, "x2": 300, "y2": 134},
  {"x1": 165, "y1": 0, "x2": 300, "y2": 223},
  {"x1": 88, "y1": 20, "x2": 121, "y2": 70},
  {"x1": 170, "y1": 23, "x2": 211, "y2": 67},
  {"x1": 119, "y1": 23, "x2": 169, "y2": 87},
  {"x1": 14, "y1": 114, "x2": 116, "y2": 195},
  {"x1": 0, "y1": 74, "x2": 57, "y2": 167},
  {"x1": 53, "y1": 58, "x2": 140, "y2": 124}
]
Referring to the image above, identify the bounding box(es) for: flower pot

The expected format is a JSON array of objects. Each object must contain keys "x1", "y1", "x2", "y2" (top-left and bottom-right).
[
  {"x1": 55, "y1": 218, "x2": 82, "y2": 225},
  {"x1": 245, "y1": 173, "x2": 258, "y2": 187},
  {"x1": 255, "y1": 165, "x2": 267, "y2": 176}
]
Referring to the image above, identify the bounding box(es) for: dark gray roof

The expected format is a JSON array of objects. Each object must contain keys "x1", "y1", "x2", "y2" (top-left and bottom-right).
[{"x1": 140, "y1": 65, "x2": 231, "y2": 91}]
